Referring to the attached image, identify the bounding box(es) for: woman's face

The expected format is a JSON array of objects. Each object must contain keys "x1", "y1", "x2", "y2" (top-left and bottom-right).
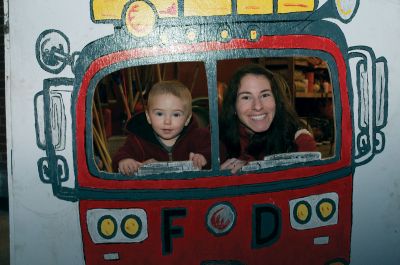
[{"x1": 235, "y1": 74, "x2": 276, "y2": 133}]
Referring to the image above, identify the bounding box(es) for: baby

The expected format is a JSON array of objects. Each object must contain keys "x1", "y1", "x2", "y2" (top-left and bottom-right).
[{"x1": 112, "y1": 80, "x2": 211, "y2": 175}]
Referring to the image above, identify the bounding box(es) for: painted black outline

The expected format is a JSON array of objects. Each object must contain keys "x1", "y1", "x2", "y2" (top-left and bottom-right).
[{"x1": 251, "y1": 203, "x2": 281, "y2": 249}]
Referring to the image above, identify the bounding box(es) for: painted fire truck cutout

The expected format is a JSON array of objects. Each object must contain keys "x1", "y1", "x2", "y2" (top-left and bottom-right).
[{"x1": 34, "y1": 0, "x2": 388, "y2": 264}]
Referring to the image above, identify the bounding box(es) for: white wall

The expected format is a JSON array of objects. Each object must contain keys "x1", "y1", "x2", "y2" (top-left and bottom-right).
[
  {"x1": 343, "y1": 2, "x2": 400, "y2": 264},
  {"x1": 6, "y1": 1, "x2": 111, "y2": 264}
]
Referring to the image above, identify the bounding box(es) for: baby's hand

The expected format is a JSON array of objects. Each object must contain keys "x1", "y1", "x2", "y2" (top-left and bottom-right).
[
  {"x1": 189, "y1": 152, "x2": 207, "y2": 169},
  {"x1": 118, "y1": 158, "x2": 142, "y2": 175}
]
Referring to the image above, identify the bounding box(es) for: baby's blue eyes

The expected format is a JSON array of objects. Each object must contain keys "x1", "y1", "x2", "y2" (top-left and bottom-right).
[{"x1": 154, "y1": 111, "x2": 183, "y2": 117}]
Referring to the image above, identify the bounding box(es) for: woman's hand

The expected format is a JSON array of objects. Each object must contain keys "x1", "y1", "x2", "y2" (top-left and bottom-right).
[
  {"x1": 189, "y1": 152, "x2": 207, "y2": 169},
  {"x1": 143, "y1": 158, "x2": 158, "y2": 165},
  {"x1": 220, "y1": 158, "x2": 247, "y2": 174},
  {"x1": 118, "y1": 158, "x2": 142, "y2": 175}
]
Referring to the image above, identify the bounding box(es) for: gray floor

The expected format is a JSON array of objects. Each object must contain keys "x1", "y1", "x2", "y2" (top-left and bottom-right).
[{"x1": 0, "y1": 198, "x2": 10, "y2": 265}]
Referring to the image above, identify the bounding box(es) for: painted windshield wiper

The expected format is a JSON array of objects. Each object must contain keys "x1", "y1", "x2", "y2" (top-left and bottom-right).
[
  {"x1": 135, "y1": 161, "x2": 199, "y2": 176},
  {"x1": 241, "y1": 152, "x2": 322, "y2": 172}
]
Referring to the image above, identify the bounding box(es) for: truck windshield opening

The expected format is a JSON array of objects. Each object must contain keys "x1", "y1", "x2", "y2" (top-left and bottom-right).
[{"x1": 90, "y1": 56, "x2": 336, "y2": 178}]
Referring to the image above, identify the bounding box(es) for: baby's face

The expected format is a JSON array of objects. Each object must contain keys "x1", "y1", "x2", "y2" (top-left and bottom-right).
[{"x1": 146, "y1": 93, "x2": 191, "y2": 147}]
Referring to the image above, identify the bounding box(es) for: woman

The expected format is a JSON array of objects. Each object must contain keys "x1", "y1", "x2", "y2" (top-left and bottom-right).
[{"x1": 219, "y1": 64, "x2": 316, "y2": 173}]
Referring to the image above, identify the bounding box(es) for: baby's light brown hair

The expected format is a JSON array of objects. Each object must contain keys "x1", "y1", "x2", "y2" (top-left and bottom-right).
[{"x1": 147, "y1": 80, "x2": 192, "y2": 113}]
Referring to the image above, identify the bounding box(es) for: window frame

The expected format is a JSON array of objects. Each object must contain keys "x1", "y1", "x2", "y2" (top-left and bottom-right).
[{"x1": 85, "y1": 49, "x2": 340, "y2": 181}]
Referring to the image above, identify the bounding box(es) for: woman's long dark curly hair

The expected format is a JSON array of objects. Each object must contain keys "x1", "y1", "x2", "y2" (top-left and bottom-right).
[{"x1": 219, "y1": 64, "x2": 303, "y2": 159}]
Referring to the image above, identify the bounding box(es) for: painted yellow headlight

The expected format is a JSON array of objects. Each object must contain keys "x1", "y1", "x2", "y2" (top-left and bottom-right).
[
  {"x1": 317, "y1": 198, "x2": 336, "y2": 221},
  {"x1": 121, "y1": 215, "x2": 142, "y2": 238},
  {"x1": 98, "y1": 215, "x2": 117, "y2": 239},
  {"x1": 294, "y1": 201, "x2": 311, "y2": 224}
]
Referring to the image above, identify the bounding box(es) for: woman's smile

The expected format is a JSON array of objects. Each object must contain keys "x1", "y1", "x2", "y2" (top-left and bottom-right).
[{"x1": 250, "y1": 114, "x2": 267, "y2": 121}]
